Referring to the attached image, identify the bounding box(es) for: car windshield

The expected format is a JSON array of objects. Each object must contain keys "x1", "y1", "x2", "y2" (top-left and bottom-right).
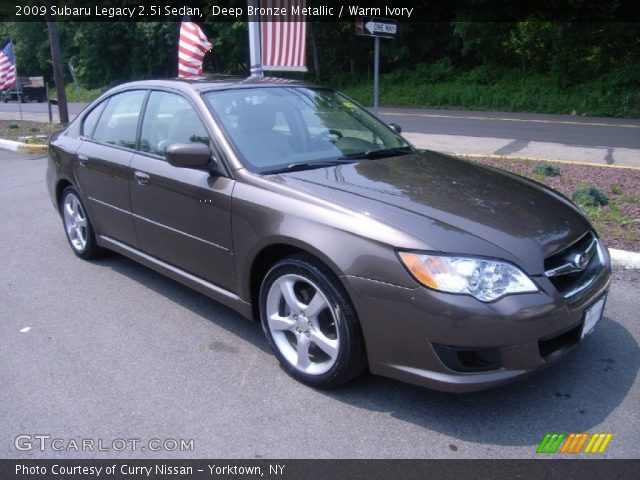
[{"x1": 204, "y1": 87, "x2": 411, "y2": 173}]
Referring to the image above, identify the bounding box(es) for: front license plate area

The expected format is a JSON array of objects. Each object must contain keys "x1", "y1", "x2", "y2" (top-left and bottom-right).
[{"x1": 582, "y1": 295, "x2": 606, "y2": 339}]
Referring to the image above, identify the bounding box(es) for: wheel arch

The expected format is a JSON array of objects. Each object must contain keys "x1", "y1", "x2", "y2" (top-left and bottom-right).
[
  {"x1": 55, "y1": 179, "x2": 74, "y2": 212},
  {"x1": 247, "y1": 241, "x2": 347, "y2": 322}
]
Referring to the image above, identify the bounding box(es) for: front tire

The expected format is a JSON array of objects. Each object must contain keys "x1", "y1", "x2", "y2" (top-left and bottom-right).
[
  {"x1": 60, "y1": 186, "x2": 102, "y2": 259},
  {"x1": 259, "y1": 255, "x2": 366, "y2": 388}
]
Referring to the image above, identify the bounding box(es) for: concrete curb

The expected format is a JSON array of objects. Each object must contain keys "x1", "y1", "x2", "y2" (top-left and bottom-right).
[
  {"x1": 0, "y1": 138, "x2": 48, "y2": 154},
  {"x1": 610, "y1": 249, "x2": 640, "y2": 271}
]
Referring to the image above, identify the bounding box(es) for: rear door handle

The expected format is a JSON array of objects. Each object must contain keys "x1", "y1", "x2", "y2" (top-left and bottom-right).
[
  {"x1": 134, "y1": 171, "x2": 150, "y2": 186},
  {"x1": 78, "y1": 154, "x2": 88, "y2": 167}
]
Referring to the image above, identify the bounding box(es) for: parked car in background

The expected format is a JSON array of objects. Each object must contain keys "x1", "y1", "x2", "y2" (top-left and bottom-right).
[{"x1": 46, "y1": 77, "x2": 612, "y2": 392}]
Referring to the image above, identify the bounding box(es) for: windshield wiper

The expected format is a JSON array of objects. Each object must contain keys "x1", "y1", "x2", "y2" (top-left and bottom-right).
[
  {"x1": 338, "y1": 146, "x2": 414, "y2": 161},
  {"x1": 262, "y1": 158, "x2": 359, "y2": 175}
]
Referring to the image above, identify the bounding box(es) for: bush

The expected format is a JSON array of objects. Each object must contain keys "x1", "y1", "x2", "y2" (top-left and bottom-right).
[
  {"x1": 533, "y1": 163, "x2": 561, "y2": 177},
  {"x1": 64, "y1": 84, "x2": 105, "y2": 103},
  {"x1": 413, "y1": 59, "x2": 457, "y2": 83},
  {"x1": 572, "y1": 185, "x2": 609, "y2": 207},
  {"x1": 339, "y1": 65, "x2": 639, "y2": 117}
]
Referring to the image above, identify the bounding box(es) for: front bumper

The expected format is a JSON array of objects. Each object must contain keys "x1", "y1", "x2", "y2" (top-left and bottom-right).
[{"x1": 343, "y1": 250, "x2": 612, "y2": 393}]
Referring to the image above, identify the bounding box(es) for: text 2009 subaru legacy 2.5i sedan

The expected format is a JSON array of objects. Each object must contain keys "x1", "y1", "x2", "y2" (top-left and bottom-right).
[{"x1": 47, "y1": 77, "x2": 611, "y2": 392}]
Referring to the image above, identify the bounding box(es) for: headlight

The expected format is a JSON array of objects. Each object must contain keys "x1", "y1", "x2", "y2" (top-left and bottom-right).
[{"x1": 398, "y1": 252, "x2": 538, "y2": 302}]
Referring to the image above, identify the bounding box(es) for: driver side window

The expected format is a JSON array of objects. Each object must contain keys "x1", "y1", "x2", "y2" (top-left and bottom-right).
[{"x1": 139, "y1": 91, "x2": 210, "y2": 158}]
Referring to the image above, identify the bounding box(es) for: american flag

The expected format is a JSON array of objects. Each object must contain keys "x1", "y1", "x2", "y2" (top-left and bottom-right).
[
  {"x1": 178, "y1": 22, "x2": 212, "y2": 78},
  {"x1": 0, "y1": 40, "x2": 17, "y2": 90},
  {"x1": 261, "y1": 0, "x2": 307, "y2": 71}
]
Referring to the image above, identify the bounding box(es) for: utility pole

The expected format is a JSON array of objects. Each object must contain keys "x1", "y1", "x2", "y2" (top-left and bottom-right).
[{"x1": 46, "y1": 20, "x2": 69, "y2": 124}]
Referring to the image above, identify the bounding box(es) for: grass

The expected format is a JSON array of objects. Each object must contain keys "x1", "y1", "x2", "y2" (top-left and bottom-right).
[
  {"x1": 339, "y1": 63, "x2": 640, "y2": 118},
  {"x1": 581, "y1": 204, "x2": 639, "y2": 244},
  {"x1": 0, "y1": 121, "x2": 60, "y2": 144},
  {"x1": 64, "y1": 84, "x2": 105, "y2": 103}
]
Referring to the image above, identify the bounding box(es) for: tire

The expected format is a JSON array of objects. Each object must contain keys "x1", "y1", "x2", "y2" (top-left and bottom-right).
[
  {"x1": 259, "y1": 254, "x2": 367, "y2": 388},
  {"x1": 60, "y1": 186, "x2": 103, "y2": 259}
]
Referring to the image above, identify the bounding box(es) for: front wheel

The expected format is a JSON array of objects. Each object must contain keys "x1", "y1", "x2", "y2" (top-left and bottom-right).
[
  {"x1": 60, "y1": 186, "x2": 103, "y2": 259},
  {"x1": 259, "y1": 255, "x2": 366, "y2": 388}
]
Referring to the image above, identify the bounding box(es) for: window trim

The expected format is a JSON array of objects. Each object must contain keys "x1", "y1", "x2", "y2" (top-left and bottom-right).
[
  {"x1": 81, "y1": 89, "x2": 150, "y2": 154},
  {"x1": 80, "y1": 99, "x2": 108, "y2": 140}
]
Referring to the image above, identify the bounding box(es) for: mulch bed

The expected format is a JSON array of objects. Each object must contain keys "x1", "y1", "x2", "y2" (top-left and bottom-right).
[{"x1": 0, "y1": 120, "x2": 61, "y2": 143}]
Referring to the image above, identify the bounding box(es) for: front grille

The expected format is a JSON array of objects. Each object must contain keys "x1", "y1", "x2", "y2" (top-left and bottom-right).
[
  {"x1": 544, "y1": 232, "x2": 604, "y2": 298},
  {"x1": 538, "y1": 323, "x2": 582, "y2": 359}
]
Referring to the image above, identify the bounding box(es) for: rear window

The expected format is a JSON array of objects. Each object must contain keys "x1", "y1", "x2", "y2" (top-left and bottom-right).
[{"x1": 92, "y1": 90, "x2": 146, "y2": 149}]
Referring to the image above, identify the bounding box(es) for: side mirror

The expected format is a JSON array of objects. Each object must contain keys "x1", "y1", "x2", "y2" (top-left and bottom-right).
[
  {"x1": 166, "y1": 142, "x2": 212, "y2": 169},
  {"x1": 388, "y1": 123, "x2": 402, "y2": 134}
]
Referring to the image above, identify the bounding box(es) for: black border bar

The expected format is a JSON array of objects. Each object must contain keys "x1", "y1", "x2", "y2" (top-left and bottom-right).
[
  {"x1": 2, "y1": 459, "x2": 639, "y2": 480},
  {"x1": 1, "y1": 0, "x2": 640, "y2": 22}
]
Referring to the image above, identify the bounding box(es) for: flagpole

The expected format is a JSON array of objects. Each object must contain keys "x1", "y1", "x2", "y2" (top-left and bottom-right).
[
  {"x1": 247, "y1": 0, "x2": 263, "y2": 77},
  {"x1": 9, "y1": 39, "x2": 23, "y2": 121}
]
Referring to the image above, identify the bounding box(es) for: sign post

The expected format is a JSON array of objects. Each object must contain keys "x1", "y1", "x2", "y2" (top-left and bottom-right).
[{"x1": 355, "y1": 17, "x2": 397, "y2": 115}]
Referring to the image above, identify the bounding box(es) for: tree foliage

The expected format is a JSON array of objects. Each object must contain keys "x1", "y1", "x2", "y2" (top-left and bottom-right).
[{"x1": 1, "y1": 19, "x2": 637, "y2": 92}]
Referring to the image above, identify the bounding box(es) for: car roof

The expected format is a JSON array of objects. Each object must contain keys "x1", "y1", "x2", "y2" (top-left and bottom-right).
[{"x1": 118, "y1": 76, "x2": 320, "y2": 93}]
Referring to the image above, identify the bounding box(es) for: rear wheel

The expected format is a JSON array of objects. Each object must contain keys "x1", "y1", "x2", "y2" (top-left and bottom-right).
[
  {"x1": 60, "y1": 186, "x2": 103, "y2": 259},
  {"x1": 259, "y1": 255, "x2": 366, "y2": 388}
]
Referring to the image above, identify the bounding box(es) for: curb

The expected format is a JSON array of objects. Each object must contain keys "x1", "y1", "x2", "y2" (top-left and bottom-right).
[
  {"x1": 0, "y1": 138, "x2": 48, "y2": 154},
  {"x1": 610, "y1": 249, "x2": 640, "y2": 271}
]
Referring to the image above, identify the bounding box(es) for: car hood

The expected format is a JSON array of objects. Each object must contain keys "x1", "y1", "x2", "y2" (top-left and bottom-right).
[{"x1": 274, "y1": 151, "x2": 591, "y2": 275}]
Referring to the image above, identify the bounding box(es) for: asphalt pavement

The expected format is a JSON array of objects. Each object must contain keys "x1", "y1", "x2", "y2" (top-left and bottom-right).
[
  {"x1": 376, "y1": 107, "x2": 640, "y2": 167},
  {"x1": 1, "y1": 151, "x2": 639, "y2": 459},
  {"x1": 2, "y1": 102, "x2": 639, "y2": 167}
]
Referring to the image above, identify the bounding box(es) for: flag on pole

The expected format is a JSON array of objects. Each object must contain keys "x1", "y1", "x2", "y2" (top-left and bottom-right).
[
  {"x1": 0, "y1": 40, "x2": 17, "y2": 90},
  {"x1": 261, "y1": 0, "x2": 307, "y2": 71},
  {"x1": 178, "y1": 22, "x2": 212, "y2": 78}
]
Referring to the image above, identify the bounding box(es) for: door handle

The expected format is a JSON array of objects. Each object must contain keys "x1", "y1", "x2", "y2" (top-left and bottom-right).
[
  {"x1": 78, "y1": 154, "x2": 88, "y2": 167},
  {"x1": 134, "y1": 171, "x2": 150, "y2": 186}
]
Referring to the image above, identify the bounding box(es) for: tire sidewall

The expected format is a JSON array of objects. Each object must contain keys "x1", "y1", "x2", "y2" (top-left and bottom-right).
[
  {"x1": 259, "y1": 256, "x2": 364, "y2": 388},
  {"x1": 60, "y1": 186, "x2": 100, "y2": 259}
]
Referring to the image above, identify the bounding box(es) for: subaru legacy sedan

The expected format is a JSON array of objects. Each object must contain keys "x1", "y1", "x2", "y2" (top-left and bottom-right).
[{"x1": 47, "y1": 77, "x2": 611, "y2": 392}]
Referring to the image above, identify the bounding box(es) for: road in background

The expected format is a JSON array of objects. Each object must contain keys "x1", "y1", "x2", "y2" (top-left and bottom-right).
[
  {"x1": 1, "y1": 102, "x2": 639, "y2": 166},
  {"x1": 376, "y1": 107, "x2": 640, "y2": 167},
  {"x1": 1, "y1": 151, "x2": 639, "y2": 459}
]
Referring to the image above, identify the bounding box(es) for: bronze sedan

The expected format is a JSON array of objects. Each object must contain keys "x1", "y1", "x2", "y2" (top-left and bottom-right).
[{"x1": 47, "y1": 78, "x2": 611, "y2": 392}]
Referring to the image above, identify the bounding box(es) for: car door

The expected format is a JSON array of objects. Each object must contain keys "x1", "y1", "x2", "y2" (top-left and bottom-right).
[
  {"x1": 75, "y1": 90, "x2": 146, "y2": 248},
  {"x1": 129, "y1": 90, "x2": 236, "y2": 291}
]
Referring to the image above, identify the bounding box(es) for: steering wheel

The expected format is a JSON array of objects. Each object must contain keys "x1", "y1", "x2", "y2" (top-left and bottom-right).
[{"x1": 309, "y1": 129, "x2": 343, "y2": 150}]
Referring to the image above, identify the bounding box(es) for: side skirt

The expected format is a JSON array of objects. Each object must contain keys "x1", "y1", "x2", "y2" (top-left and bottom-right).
[{"x1": 98, "y1": 235, "x2": 253, "y2": 319}]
